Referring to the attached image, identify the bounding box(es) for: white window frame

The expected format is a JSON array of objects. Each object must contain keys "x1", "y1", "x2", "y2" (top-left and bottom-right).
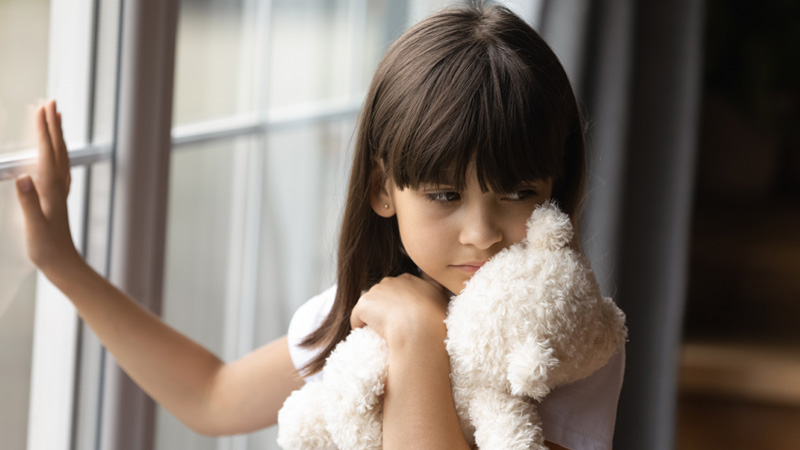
[{"x1": 26, "y1": 0, "x2": 100, "y2": 448}]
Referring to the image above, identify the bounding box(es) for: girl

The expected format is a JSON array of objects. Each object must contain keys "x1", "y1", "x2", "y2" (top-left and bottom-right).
[{"x1": 16, "y1": 4, "x2": 624, "y2": 450}]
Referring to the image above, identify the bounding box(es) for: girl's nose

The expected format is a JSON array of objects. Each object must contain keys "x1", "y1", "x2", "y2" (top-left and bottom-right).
[{"x1": 459, "y1": 205, "x2": 503, "y2": 250}]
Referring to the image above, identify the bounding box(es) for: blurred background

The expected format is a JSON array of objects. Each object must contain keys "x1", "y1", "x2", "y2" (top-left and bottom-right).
[
  {"x1": 0, "y1": 0, "x2": 798, "y2": 449},
  {"x1": 678, "y1": 0, "x2": 800, "y2": 448}
]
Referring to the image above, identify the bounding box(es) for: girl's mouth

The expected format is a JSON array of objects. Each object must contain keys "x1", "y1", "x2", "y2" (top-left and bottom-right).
[{"x1": 451, "y1": 261, "x2": 486, "y2": 272}]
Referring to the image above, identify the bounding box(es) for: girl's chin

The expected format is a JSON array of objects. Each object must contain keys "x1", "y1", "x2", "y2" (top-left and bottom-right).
[{"x1": 418, "y1": 270, "x2": 456, "y2": 296}]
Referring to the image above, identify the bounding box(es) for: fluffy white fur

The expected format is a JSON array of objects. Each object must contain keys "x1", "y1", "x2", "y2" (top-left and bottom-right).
[{"x1": 277, "y1": 202, "x2": 627, "y2": 450}]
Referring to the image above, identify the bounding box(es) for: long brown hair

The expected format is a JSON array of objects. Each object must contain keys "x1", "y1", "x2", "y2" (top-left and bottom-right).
[{"x1": 300, "y1": 2, "x2": 587, "y2": 375}]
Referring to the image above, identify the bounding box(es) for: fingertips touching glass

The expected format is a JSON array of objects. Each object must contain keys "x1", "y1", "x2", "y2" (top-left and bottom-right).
[{"x1": 15, "y1": 100, "x2": 79, "y2": 271}]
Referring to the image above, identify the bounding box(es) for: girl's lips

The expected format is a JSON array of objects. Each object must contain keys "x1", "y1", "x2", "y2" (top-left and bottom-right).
[{"x1": 451, "y1": 261, "x2": 487, "y2": 272}]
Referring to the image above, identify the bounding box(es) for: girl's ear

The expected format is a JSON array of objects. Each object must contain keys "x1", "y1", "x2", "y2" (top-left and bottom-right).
[{"x1": 370, "y1": 160, "x2": 395, "y2": 218}]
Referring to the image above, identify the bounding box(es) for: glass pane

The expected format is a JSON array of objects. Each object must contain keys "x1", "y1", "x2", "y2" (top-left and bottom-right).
[
  {"x1": 157, "y1": 137, "x2": 257, "y2": 449},
  {"x1": 268, "y1": 0, "x2": 352, "y2": 109},
  {"x1": 363, "y1": 0, "x2": 461, "y2": 97},
  {"x1": 172, "y1": 0, "x2": 258, "y2": 125},
  {"x1": 245, "y1": 119, "x2": 353, "y2": 449},
  {"x1": 0, "y1": 162, "x2": 97, "y2": 449},
  {"x1": 362, "y1": 0, "x2": 404, "y2": 93},
  {"x1": 0, "y1": 179, "x2": 39, "y2": 449},
  {"x1": 254, "y1": 120, "x2": 353, "y2": 327},
  {"x1": 84, "y1": 161, "x2": 113, "y2": 273},
  {"x1": 0, "y1": 0, "x2": 51, "y2": 154},
  {"x1": 91, "y1": 0, "x2": 122, "y2": 145},
  {"x1": 409, "y1": 0, "x2": 454, "y2": 22}
]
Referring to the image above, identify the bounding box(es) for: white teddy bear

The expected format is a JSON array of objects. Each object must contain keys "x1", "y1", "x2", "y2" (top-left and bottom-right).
[{"x1": 277, "y1": 202, "x2": 627, "y2": 450}]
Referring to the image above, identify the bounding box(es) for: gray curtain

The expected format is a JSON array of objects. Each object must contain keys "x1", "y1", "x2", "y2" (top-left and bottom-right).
[{"x1": 540, "y1": 1, "x2": 705, "y2": 449}]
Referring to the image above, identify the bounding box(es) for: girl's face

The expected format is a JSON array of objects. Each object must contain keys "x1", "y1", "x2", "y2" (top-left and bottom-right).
[{"x1": 375, "y1": 166, "x2": 553, "y2": 295}]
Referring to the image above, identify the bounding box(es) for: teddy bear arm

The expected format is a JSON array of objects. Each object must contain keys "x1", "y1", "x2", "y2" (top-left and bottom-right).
[
  {"x1": 320, "y1": 327, "x2": 389, "y2": 450},
  {"x1": 277, "y1": 382, "x2": 335, "y2": 450},
  {"x1": 278, "y1": 327, "x2": 390, "y2": 450},
  {"x1": 504, "y1": 336, "x2": 560, "y2": 401},
  {"x1": 468, "y1": 389, "x2": 547, "y2": 450}
]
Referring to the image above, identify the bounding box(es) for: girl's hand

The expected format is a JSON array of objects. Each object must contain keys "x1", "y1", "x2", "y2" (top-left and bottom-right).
[
  {"x1": 350, "y1": 273, "x2": 451, "y2": 350},
  {"x1": 15, "y1": 100, "x2": 80, "y2": 273}
]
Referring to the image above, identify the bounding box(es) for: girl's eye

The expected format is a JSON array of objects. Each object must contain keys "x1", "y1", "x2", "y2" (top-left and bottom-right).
[
  {"x1": 504, "y1": 190, "x2": 538, "y2": 201},
  {"x1": 426, "y1": 191, "x2": 461, "y2": 203}
]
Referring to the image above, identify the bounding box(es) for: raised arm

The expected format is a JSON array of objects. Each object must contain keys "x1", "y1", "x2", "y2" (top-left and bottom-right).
[{"x1": 15, "y1": 101, "x2": 303, "y2": 435}]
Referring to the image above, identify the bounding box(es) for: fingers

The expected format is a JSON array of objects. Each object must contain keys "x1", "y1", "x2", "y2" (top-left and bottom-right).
[
  {"x1": 350, "y1": 312, "x2": 365, "y2": 330},
  {"x1": 44, "y1": 101, "x2": 69, "y2": 173},
  {"x1": 36, "y1": 104, "x2": 56, "y2": 182},
  {"x1": 350, "y1": 295, "x2": 369, "y2": 330},
  {"x1": 56, "y1": 111, "x2": 72, "y2": 194},
  {"x1": 35, "y1": 100, "x2": 72, "y2": 197},
  {"x1": 15, "y1": 174, "x2": 46, "y2": 226},
  {"x1": 66, "y1": 169, "x2": 72, "y2": 195}
]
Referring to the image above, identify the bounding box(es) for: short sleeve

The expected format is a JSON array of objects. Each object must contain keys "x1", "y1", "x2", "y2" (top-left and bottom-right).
[
  {"x1": 286, "y1": 285, "x2": 337, "y2": 383},
  {"x1": 539, "y1": 348, "x2": 626, "y2": 450}
]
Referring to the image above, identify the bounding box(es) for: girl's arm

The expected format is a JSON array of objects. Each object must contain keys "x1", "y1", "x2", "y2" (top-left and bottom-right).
[
  {"x1": 382, "y1": 306, "x2": 466, "y2": 449},
  {"x1": 43, "y1": 261, "x2": 303, "y2": 435},
  {"x1": 382, "y1": 319, "x2": 569, "y2": 450},
  {"x1": 15, "y1": 101, "x2": 303, "y2": 435},
  {"x1": 351, "y1": 274, "x2": 470, "y2": 450},
  {"x1": 352, "y1": 274, "x2": 569, "y2": 450}
]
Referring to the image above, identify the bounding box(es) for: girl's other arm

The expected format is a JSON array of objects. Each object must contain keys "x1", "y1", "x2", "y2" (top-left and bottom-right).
[
  {"x1": 384, "y1": 329, "x2": 570, "y2": 450},
  {"x1": 382, "y1": 308, "x2": 467, "y2": 450},
  {"x1": 353, "y1": 275, "x2": 571, "y2": 450},
  {"x1": 44, "y1": 261, "x2": 302, "y2": 434},
  {"x1": 15, "y1": 101, "x2": 303, "y2": 435},
  {"x1": 352, "y1": 274, "x2": 470, "y2": 450}
]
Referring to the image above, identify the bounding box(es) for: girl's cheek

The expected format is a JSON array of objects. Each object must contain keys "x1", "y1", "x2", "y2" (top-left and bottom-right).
[
  {"x1": 511, "y1": 214, "x2": 531, "y2": 242},
  {"x1": 418, "y1": 202, "x2": 458, "y2": 221}
]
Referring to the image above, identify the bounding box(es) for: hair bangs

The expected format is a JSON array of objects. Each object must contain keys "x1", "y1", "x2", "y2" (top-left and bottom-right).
[{"x1": 374, "y1": 12, "x2": 568, "y2": 195}]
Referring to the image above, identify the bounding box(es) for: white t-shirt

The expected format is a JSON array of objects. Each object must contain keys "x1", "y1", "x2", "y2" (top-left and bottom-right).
[{"x1": 287, "y1": 285, "x2": 625, "y2": 450}]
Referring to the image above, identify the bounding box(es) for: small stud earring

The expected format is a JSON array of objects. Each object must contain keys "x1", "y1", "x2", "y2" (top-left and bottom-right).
[{"x1": 383, "y1": 204, "x2": 389, "y2": 209}]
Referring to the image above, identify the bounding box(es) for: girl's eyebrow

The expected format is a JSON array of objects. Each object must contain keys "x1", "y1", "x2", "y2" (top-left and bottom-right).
[
  {"x1": 420, "y1": 185, "x2": 457, "y2": 191},
  {"x1": 418, "y1": 181, "x2": 456, "y2": 189},
  {"x1": 492, "y1": 181, "x2": 545, "y2": 195},
  {"x1": 509, "y1": 180, "x2": 544, "y2": 188}
]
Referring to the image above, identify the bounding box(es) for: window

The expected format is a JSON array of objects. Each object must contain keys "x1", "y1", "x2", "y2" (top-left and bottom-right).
[
  {"x1": 1, "y1": 1, "x2": 542, "y2": 449},
  {"x1": 0, "y1": 0, "x2": 46, "y2": 428},
  {"x1": 1, "y1": 0, "x2": 119, "y2": 449}
]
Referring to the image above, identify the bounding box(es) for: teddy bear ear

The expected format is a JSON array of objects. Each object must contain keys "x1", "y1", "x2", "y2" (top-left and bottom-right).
[{"x1": 525, "y1": 201, "x2": 574, "y2": 250}]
